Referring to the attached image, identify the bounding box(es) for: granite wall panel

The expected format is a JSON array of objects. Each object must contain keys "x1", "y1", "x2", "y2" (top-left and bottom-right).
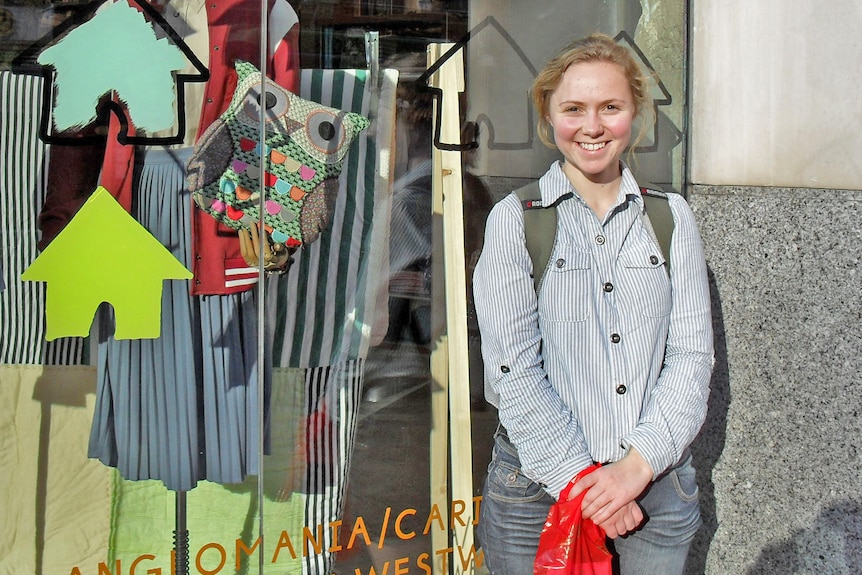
[{"x1": 686, "y1": 184, "x2": 862, "y2": 574}]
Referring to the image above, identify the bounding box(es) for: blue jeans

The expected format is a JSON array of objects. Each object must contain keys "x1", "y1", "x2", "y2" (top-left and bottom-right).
[{"x1": 476, "y1": 427, "x2": 701, "y2": 575}]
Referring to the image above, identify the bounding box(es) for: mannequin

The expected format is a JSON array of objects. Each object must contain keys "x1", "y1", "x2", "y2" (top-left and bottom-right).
[{"x1": 40, "y1": 0, "x2": 301, "y2": 492}]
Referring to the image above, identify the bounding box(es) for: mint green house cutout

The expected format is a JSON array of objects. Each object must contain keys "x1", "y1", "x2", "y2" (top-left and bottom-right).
[
  {"x1": 37, "y1": 0, "x2": 187, "y2": 131},
  {"x1": 21, "y1": 187, "x2": 193, "y2": 340}
]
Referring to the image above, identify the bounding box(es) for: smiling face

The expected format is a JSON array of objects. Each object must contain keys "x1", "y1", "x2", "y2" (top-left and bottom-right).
[{"x1": 547, "y1": 61, "x2": 635, "y2": 187}]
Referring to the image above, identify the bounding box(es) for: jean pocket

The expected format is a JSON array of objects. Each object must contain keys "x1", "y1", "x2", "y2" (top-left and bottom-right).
[
  {"x1": 485, "y1": 456, "x2": 546, "y2": 503},
  {"x1": 669, "y1": 463, "x2": 700, "y2": 502}
]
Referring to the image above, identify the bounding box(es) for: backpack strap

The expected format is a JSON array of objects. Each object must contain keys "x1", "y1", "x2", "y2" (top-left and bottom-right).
[
  {"x1": 515, "y1": 182, "x2": 675, "y2": 292},
  {"x1": 640, "y1": 187, "x2": 674, "y2": 275},
  {"x1": 514, "y1": 181, "x2": 571, "y2": 291}
]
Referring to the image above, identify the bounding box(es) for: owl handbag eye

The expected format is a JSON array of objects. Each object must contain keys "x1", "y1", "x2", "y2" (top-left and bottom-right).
[
  {"x1": 240, "y1": 82, "x2": 290, "y2": 125},
  {"x1": 259, "y1": 91, "x2": 278, "y2": 110},
  {"x1": 305, "y1": 110, "x2": 345, "y2": 155},
  {"x1": 318, "y1": 120, "x2": 336, "y2": 141}
]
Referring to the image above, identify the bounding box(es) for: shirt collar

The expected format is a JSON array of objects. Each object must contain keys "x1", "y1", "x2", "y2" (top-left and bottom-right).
[{"x1": 539, "y1": 160, "x2": 643, "y2": 209}]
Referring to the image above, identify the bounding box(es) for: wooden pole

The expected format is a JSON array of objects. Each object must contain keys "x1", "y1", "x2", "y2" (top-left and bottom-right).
[{"x1": 427, "y1": 42, "x2": 475, "y2": 574}]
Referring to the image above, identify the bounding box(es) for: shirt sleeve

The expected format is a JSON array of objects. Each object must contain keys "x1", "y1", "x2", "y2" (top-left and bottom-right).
[
  {"x1": 473, "y1": 194, "x2": 594, "y2": 499},
  {"x1": 622, "y1": 194, "x2": 714, "y2": 477}
]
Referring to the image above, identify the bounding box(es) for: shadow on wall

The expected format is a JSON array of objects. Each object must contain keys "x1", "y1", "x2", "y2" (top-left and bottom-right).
[
  {"x1": 686, "y1": 269, "x2": 862, "y2": 575},
  {"x1": 687, "y1": 267, "x2": 730, "y2": 575},
  {"x1": 745, "y1": 500, "x2": 862, "y2": 574}
]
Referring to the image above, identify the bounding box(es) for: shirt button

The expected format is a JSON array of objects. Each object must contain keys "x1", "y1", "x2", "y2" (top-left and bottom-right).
[
  {"x1": 650, "y1": 255, "x2": 659, "y2": 265},
  {"x1": 603, "y1": 282, "x2": 614, "y2": 293},
  {"x1": 500, "y1": 365, "x2": 510, "y2": 374},
  {"x1": 616, "y1": 384, "x2": 627, "y2": 395},
  {"x1": 595, "y1": 235, "x2": 605, "y2": 245},
  {"x1": 610, "y1": 333, "x2": 621, "y2": 344},
  {"x1": 555, "y1": 258, "x2": 565, "y2": 268},
  {"x1": 213, "y1": 45, "x2": 220, "y2": 51}
]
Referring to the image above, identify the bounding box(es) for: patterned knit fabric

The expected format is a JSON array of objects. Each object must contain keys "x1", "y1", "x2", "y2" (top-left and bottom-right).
[{"x1": 188, "y1": 61, "x2": 370, "y2": 247}]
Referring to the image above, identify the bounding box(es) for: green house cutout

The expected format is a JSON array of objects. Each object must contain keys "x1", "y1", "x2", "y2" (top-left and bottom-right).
[{"x1": 22, "y1": 187, "x2": 192, "y2": 340}]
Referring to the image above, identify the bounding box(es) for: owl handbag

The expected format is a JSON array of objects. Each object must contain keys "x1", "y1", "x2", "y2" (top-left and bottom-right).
[{"x1": 187, "y1": 60, "x2": 370, "y2": 249}]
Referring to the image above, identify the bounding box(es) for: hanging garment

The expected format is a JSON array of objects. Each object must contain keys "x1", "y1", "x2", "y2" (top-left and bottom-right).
[
  {"x1": 0, "y1": 71, "x2": 87, "y2": 365},
  {"x1": 267, "y1": 68, "x2": 396, "y2": 369},
  {"x1": 87, "y1": 147, "x2": 266, "y2": 492},
  {"x1": 265, "y1": 67, "x2": 399, "y2": 575}
]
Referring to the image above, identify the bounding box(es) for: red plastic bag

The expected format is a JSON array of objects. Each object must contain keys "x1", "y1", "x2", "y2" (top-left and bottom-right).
[{"x1": 533, "y1": 464, "x2": 613, "y2": 575}]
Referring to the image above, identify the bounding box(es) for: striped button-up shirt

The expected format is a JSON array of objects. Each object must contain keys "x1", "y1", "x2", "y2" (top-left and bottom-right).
[{"x1": 474, "y1": 161, "x2": 713, "y2": 499}]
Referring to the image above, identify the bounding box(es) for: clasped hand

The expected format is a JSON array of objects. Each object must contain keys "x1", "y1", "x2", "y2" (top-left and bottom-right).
[{"x1": 566, "y1": 449, "x2": 654, "y2": 539}]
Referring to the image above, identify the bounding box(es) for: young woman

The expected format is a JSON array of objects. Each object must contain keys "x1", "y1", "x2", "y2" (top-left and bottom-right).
[{"x1": 473, "y1": 33, "x2": 714, "y2": 574}]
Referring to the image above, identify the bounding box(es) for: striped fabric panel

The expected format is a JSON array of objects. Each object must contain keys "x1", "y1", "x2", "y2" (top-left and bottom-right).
[
  {"x1": 0, "y1": 71, "x2": 86, "y2": 365},
  {"x1": 268, "y1": 69, "x2": 391, "y2": 368},
  {"x1": 298, "y1": 359, "x2": 364, "y2": 574}
]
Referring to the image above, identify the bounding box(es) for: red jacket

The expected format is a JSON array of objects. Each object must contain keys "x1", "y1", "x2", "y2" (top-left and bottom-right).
[{"x1": 41, "y1": 0, "x2": 300, "y2": 295}]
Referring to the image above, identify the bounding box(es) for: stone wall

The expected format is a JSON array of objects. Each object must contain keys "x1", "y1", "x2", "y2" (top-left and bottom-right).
[{"x1": 686, "y1": 184, "x2": 862, "y2": 574}]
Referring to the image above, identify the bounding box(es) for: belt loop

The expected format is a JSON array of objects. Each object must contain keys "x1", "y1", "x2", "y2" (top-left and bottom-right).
[{"x1": 494, "y1": 421, "x2": 508, "y2": 439}]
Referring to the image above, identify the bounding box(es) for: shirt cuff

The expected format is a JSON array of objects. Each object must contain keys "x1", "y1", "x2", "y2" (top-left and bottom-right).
[
  {"x1": 621, "y1": 428, "x2": 673, "y2": 479},
  {"x1": 538, "y1": 452, "x2": 595, "y2": 500}
]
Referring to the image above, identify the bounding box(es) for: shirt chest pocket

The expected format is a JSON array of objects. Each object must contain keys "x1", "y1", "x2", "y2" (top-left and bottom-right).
[
  {"x1": 619, "y1": 245, "x2": 672, "y2": 318},
  {"x1": 537, "y1": 246, "x2": 592, "y2": 323}
]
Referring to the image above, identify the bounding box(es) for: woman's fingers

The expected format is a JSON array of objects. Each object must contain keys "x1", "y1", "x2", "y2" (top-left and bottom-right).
[{"x1": 596, "y1": 501, "x2": 644, "y2": 539}]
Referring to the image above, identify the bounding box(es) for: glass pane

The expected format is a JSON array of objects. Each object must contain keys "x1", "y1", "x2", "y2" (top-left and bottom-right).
[
  {"x1": 1, "y1": 1, "x2": 687, "y2": 574},
  {"x1": 1, "y1": 0, "x2": 277, "y2": 572},
  {"x1": 283, "y1": 2, "x2": 688, "y2": 575}
]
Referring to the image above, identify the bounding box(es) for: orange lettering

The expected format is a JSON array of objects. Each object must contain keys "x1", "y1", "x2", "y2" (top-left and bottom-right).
[
  {"x1": 416, "y1": 552, "x2": 432, "y2": 575},
  {"x1": 329, "y1": 519, "x2": 344, "y2": 552},
  {"x1": 423, "y1": 504, "x2": 445, "y2": 534},
  {"x1": 303, "y1": 524, "x2": 324, "y2": 556},
  {"x1": 97, "y1": 560, "x2": 121, "y2": 575},
  {"x1": 378, "y1": 507, "x2": 392, "y2": 549},
  {"x1": 272, "y1": 530, "x2": 297, "y2": 562},
  {"x1": 394, "y1": 508, "x2": 417, "y2": 540},
  {"x1": 196, "y1": 542, "x2": 227, "y2": 575},
  {"x1": 236, "y1": 537, "x2": 261, "y2": 571},
  {"x1": 450, "y1": 499, "x2": 467, "y2": 528},
  {"x1": 347, "y1": 515, "x2": 372, "y2": 549},
  {"x1": 394, "y1": 557, "x2": 410, "y2": 575},
  {"x1": 457, "y1": 544, "x2": 484, "y2": 570},
  {"x1": 354, "y1": 561, "x2": 390, "y2": 575},
  {"x1": 473, "y1": 495, "x2": 482, "y2": 526},
  {"x1": 129, "y1": 554, "x2": 157, "y2": 575},
  {"x1": 435, "y1": 547, "x2": 453, "y2": 571}
]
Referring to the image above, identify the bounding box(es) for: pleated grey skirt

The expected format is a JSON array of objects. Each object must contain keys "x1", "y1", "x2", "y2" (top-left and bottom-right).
[{"x1": 87, "y1": 147, "x2": 266, "y2": 492}]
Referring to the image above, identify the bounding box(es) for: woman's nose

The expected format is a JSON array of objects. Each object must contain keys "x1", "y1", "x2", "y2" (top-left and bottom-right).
[{"x1": 581, "y1": 112, "x2": 601, "y2": 136}]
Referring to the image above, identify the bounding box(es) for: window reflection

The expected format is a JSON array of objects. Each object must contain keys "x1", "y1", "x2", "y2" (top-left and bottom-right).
[{"x1": 0, "y1": 1, "x2": 687, "y2": 573}]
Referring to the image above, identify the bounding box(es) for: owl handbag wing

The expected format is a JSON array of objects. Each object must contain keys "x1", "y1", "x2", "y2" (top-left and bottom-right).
[{"x1": 187, "y1": 60, "x2": 369, "y2": 249}]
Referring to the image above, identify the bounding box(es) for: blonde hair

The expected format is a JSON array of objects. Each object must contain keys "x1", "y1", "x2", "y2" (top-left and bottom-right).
[{"x1": 531, "y1": 33, "x2": 655, "y2": 153}]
